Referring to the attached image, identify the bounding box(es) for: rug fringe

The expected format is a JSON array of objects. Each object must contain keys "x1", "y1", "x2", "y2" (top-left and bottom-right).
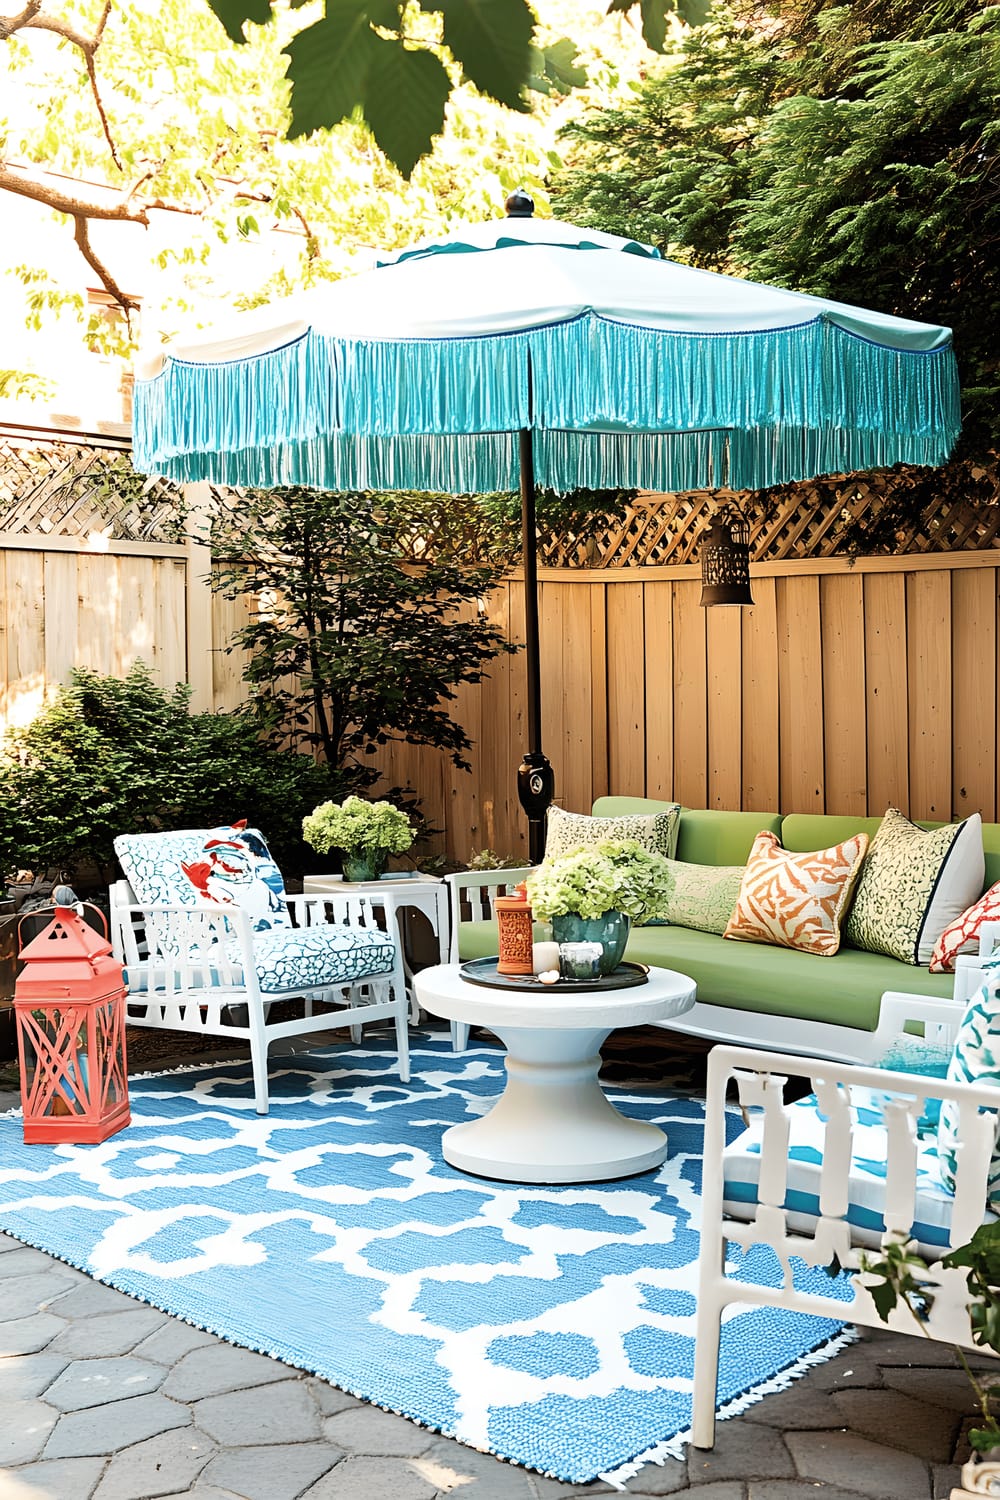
[{"x1": 596, "y1": 1325, "x2": 861, "y2": 1490}]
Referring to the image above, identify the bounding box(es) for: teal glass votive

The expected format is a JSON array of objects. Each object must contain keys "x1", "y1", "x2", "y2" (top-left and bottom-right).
[{"x1": 558, "y1": 941, "x2": 603, "y2": 980}]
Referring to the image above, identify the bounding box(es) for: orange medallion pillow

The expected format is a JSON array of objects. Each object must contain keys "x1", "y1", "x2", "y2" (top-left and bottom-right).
[
  {"x1": 930, "y1": 880, "x2": 1000, "y2": 972},
  {"x1": 724, "y1": 830, "x2": 870, "y2": 956}
]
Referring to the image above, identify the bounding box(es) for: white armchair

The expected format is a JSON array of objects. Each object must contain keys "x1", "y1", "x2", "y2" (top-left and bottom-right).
[
  {"x1": 444, "y1": 865, "x2": 534, "y2": 1050},
  {"x1": 691, "y1": 989, "x2": 1000, "y2": 1450},
  {"x1": 110, "y1": 826, "x2": 409, "y2": 1114}
]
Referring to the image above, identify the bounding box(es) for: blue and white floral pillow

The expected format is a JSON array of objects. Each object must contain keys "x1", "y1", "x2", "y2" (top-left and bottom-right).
[
  {"x1": 937, "y1": 960, "x2": 1000, "y2": 1207},
  {"x1": 115, "y1": 822, "x2": 290, "y2": 933}
]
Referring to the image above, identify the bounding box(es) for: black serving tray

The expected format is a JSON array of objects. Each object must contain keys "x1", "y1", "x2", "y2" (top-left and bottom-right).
[{"x1": 459, "y1": 957, "x2": 649, "y2": 993}]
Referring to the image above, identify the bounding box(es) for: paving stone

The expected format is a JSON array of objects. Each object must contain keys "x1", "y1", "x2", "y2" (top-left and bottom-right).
[
  {"x1": 303, "y1": 1376, "x2": 363, "y2": 1416},
  {"x1": 45, "y1": 1279, "x2": 144, "y2": 1318},
  {"x1": 884, "y1": 1364, "x2": 988, "y2": 1413},
  {"x1": 747, "y1": 1484, "x2": 862, "y2": 1500},
  {"x1": 932, "y1": 1462, "x2": 965, "y2": 1499},
  {"x1": 0, "y1": 1350, "x2": 70, "y2": 1400},
  {"x1": 91, "y1": 1426, "x2": 216, "y2": 1500},
  {"x1": 2, "y1": 1392, "x2": 57, "y2": 1464},
  {"x1": 133, "y1": 1319, "x2": 220, "y2": 1366},
  {"x1": 0, "y1": 1231, "x2": 26, "y2": 1252},
  {"x1": 300, "y1": 1455, "x2": 437, "y2": 1500},
  {"x1": 785, "y1": 1429, "x2": 931, "y2": 1499},
  {"x1": 45, "y1": 1355, "x2": 166, "y2": 1412},
  {"x1": 414, "y1": 1438, "x2": 543, "y2": 1497},
  {"x1": 0, "y1": 1396, "x2": 59, "y2": 1463},
  {"x1": 0, "y1": 1312, "x2": 68, "y2": 1356},
  {"x1": 50, "y1": 1309, "x2": 170, "y2": 1359},
  {"x1": 323, "y1": 1404, "x2": 438, "y2": 1457},
  {"x1": 0, "y1": 1246, "x2": 63, "y2": 1279},
  {"x1": 194, "y1": 1378, "x2": 322, "y2": 1447},
  {"x1": 200, "y1": 1441, "x2": 342, "y2": 1500},
  {"x1": 619, "y1": 1457, "x2": 689, "y2": 1495},
  {"x1": 162, "y1": 1341, "x2": 298, "y2": 1401},
  {"x1": 799, "y1": 1354, "x2": 886, "y2": 1392},
  {"x1": 0, "y1": 1270, "x2": 84, "y2": 1322},
  {"x1": 853, "y1": 1329, "x2": 968, "y2": 1369},
  {"x1": 44, "y1": 1392, "x2": 191, "y2": 1459},
  {"x1": 738, "y1": 1381, "x2": 844, "y2": 1430},
  {"x1": 11, "y1": 1456, "x2": 106, "y2": 1499},
  {"x1": 642, "y1": 1485, "x2": 744, "y2": 1500},
  {"x1": 832, "y1": 1385, "x2": 962, "y2": 1462},
  {"x1": 686, "y1": 1419, "x2": 794, "y2": 1483}
]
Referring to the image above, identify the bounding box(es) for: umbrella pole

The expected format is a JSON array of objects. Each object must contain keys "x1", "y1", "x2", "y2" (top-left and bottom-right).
[{"x1": 516, "y1": 426, "x2": 555, "y2": 865}]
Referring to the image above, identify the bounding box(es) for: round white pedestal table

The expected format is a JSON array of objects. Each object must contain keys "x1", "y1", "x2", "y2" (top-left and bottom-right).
[{"x1": 413, "y1": 962, "x2": 696, "y2": 1184}]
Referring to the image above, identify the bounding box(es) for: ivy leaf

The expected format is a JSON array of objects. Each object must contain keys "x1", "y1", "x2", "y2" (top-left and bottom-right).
[
  {"x1": 605, "y1": 0, "x2": 676, "y2": 51},
  {"x1": 438, "y1": 0, "x2": 534, "y2": 112},
  {"x1": 675, "y1": 0, "x2": 712, "y2": 23},
  {"x1": 364, "y1": 40, "x2": 452, "y2": 177},
  {"x1": 206, "y1": 0, "x2": 273, "y2": 43},
  {"x1": 285, "y1": 2, "x2": 392, "y2": 139}
]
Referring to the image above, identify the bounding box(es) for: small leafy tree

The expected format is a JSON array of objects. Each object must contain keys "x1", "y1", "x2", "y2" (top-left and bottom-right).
[
  {"x1": 211, "y1": 487, "x2": 517, "y2": 788},
  {"x1": 0, "y1": 663, "x2": 340, "y2": 886}
]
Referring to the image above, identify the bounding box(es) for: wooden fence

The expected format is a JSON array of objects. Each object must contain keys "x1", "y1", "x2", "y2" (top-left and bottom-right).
[{"x1": 3, "y1": 534, "x2": 998, "y2": 865}]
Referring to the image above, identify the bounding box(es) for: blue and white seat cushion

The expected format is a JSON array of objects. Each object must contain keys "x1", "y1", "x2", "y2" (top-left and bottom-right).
[
  {"x1": 937, "y1": 963, "x2": 1000, "y2": 1208},
  {"x1": 231, "y1": 924, "x2": 396, "y2": 994},
  {"x1": 115, "y1": 824, "x2": 290, "y2": 933},
  {"x1": 723, "y1": 1084, "x2": 982, "y2": 1257}
]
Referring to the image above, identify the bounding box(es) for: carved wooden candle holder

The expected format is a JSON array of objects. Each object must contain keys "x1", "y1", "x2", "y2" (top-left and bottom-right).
[{"x1": 494, "y1": 888, "x2": 534, "y2": 975}]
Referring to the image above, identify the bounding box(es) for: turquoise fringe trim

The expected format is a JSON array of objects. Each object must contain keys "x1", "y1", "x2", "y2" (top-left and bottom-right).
[{"x1": 134, "y1": 312, "x2": 961, "y2": 494}]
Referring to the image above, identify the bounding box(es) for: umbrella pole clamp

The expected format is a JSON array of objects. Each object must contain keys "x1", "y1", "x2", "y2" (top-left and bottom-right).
[{"x1": 517, "y1": 752, "x2": 555, "y2": 865}]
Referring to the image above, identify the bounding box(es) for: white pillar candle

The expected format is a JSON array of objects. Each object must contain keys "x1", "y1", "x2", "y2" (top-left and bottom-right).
[{"x1": 532, "y1": 941, "x2": 560, "y2": 975}]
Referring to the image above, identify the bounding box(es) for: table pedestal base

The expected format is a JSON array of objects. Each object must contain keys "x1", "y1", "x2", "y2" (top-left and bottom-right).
[{"x1": 442, "y1": 1025, "x2": 668, "y2": 1184}]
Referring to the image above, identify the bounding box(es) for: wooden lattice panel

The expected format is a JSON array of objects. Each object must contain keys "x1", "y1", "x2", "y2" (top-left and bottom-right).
[
  {"x1": 0, "y1": 433, "x2": 184, "y2": 543},
  {"x1": 1, "y1": 428, "x2": 997, "y2": 564}
]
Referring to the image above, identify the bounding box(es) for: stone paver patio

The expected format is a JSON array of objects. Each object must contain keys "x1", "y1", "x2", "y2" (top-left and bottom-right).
[{"x1": 0, "y1": 1030, "x2": 989, "y2": 1500}]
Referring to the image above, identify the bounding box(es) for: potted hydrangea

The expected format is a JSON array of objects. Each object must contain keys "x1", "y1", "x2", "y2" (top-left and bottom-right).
[
  {"x1": 302, "y1": 796, "x2": 414, "y2": 882},
  {"x1": 526, "y1": 839, "x2": 671, "y2": 975}
]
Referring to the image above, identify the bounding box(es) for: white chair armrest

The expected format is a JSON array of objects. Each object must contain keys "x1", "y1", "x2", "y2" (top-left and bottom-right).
[
  {"x1": 979, "y1": 920, "x2": 1000, "y2": 957},
  {"x1": 444, "y1": 867, "x2": 536, "y2": 962},
  {"x1": 872, "y1": 989, "x2": 966, "y2": 1054}
]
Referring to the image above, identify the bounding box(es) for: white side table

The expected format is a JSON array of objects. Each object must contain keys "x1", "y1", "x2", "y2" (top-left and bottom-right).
[
  {"x1": 414, "y1": 961, "x2": 697, "y2": 1183},
  {"x1": 303, "y1": 873, "x2": 449, "y2": 1024}
]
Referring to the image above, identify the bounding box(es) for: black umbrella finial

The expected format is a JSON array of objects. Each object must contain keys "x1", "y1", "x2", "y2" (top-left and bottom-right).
[{"x1": 504, "y1": 189, "x2": 534, "y2": 218}]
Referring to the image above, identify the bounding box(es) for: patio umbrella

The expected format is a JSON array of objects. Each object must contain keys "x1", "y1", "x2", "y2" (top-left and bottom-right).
[{"x1": 134, "y1": 194, "x2": 961, "y2": 861}]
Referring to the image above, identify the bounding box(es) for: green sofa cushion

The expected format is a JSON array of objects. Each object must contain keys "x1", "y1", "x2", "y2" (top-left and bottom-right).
[
  {"x1": 674, "y1": 810, "x2": 783, "y2": 867},
  {"x1": 455, "y1": 917, "x2": 953, "y2": 1032},
  {"x1": 779, "y1": 814, "x2": 884, "y2": 852}
]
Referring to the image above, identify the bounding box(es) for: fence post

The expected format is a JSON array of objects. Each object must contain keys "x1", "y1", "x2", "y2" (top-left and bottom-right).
[{"x1": 183, "y1": 482, "x2": 214, "y2": 711}]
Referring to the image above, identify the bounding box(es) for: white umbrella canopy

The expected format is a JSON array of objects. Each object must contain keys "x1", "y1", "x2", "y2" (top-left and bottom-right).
[{"x1": 134, "y1": 196, "x2": 961, "y2": 855}]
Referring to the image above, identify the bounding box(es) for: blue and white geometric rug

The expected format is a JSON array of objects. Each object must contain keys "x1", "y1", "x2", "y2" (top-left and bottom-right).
[{"x1": 0, "y1": 1034, "x2": 852, "y2": 1484}]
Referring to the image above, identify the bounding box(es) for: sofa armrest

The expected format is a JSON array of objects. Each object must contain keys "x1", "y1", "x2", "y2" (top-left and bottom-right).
[
  {"x1": 872, "y1": 989, "x2": 966, "y2": 1054},
  {"x1": 444, "y1": 867, "x2": 535, "y2": 962}
]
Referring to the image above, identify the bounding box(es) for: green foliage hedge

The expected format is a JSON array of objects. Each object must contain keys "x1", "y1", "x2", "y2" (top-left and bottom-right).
[{"x1": 0, "y1": 663, "x2": 346, "y2": 887}]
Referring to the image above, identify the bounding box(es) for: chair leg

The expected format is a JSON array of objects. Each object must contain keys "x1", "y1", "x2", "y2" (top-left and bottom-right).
[
  {"x1": 248, "y1": 1009, "x2": 270, "y2": 1116},
  {"x1": 451, "y1": 1021, "x2": 470, "y2": 1052},
  {"x1": 690, "y1": 1289, "x2": 724, "y2": 1449},
  {"x1": 395, "y1": 993, "x2": 410, "y2": 1084}
]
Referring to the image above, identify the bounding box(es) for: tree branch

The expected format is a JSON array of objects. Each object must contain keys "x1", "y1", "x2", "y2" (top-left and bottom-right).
[
  {"x1": 0, "y1": 161, "x2": 149, "y2": 224},
  {"x1": 0, "y1": 1, "x2": 42, "y2": 40},
  {"x1": 72, "y1": 212, "x2": 140, "y2": 320},
  {"x1": 22, "y1": 2, "x2": 120, "y2": 169}
]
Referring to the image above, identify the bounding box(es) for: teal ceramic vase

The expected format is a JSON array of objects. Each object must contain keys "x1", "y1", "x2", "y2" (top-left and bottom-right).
[
  {"x1": 551, "y1": 911, "x2": 631, "y2": 976},
  {"x1": 341, "y1": 847, "x2": 389, "y2": 883}
]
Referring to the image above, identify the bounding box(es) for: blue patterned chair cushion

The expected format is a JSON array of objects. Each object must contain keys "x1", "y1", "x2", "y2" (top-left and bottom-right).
[
  {"x1": 723, "y1": 1083, "x2": 987, "y2": 1257},
  {"x1": 230, "y1": 924, "x2": 396, "y2": 994},
  {"x1": 937, "y1": 962, "x2": 1000, "y2": 1208},
  {"x1": 115, "y1": 824, "x2": 290, "y2": 933}
]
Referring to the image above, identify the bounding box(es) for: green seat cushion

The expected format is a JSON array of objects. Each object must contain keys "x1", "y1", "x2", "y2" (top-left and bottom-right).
[
  {"x1": 455, "y1": 919, "x2": 952, "y2": 1031},
  {"x1": 621, "y1": 926, "x2": 951, "y2": 1029}
]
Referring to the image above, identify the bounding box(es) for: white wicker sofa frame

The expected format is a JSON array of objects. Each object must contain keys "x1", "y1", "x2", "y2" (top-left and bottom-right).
[
  {"x1": 691, "y1": 987, "x2": 1000, "y2": 1450},
  {"x1": 110, "y1": 881, "x2": 410, "y2": 1114}
]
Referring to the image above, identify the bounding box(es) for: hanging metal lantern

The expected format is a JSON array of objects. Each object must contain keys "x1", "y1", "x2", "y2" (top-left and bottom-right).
[{"x1": 699, "y1": 509, "x2": 755, "y2": 607}]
